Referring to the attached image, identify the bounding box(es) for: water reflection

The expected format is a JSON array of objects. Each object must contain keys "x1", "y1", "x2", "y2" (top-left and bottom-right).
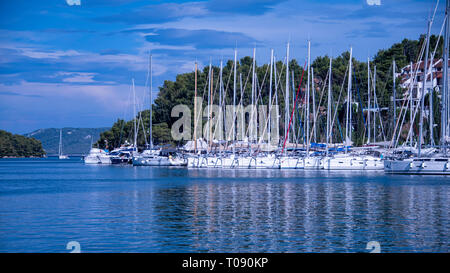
[
  {"x1": 0, "y1": 160, "x2": 448, "y2": 252},
  {"x1": 144, "y1": 169, "x2": 449, "y2": 252}
]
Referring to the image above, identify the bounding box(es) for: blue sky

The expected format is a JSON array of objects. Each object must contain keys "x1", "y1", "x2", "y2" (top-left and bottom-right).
[{"x1": 0, "y1": 0, "x2": 445, "y2": 133}]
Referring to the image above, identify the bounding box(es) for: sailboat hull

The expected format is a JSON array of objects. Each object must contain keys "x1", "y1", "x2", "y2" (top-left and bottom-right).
[
  {"x1": 322, "y1": 155, "x2": 383, "y2": 170},
  {"x1": 384, "y1": 158, "x2": 450, "y2": 175}
]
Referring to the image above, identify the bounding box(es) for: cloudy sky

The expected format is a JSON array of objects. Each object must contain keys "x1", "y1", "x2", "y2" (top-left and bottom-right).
[{"x1": 0, "y1": 0, "x2": 445, "y2": 134}]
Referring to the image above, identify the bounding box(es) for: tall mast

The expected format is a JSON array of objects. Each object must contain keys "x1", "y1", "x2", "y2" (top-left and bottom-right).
[
  {"x1": 367, "y1": 57, "x2": 371, "y2": 144},
  {"x1": 326, "y1": 56, "x2": 332, "y2": 156},
  {"x1": 306, "y1": 40, "x2": 311, "y2": 156},
  {"x1": 285, "y1": 42, "x2": 290, "y2": 147},
  {"x1": 59, "y1": 129, "x2": 62, "y2": 156},
  {"x1": 443, "y1": 0, "x2": 450, "y2": 153},
  {"x1": 208, "y1": 61, "x2": 212, "y2": 152},
  {"x1": 240, "y1": 73, "x2": 244, "y2": 143},
  {"x1": 291, "y1": 71, "x2": 296, "y2": 144},
  {"x1": 251, "y1": 47, "x2": 256, "y2": 144},
  {"x1": 219, "y1": 59, "x2": 223, "y2": 143},
  {"x1": 269, "y1": 49, "x2": 273, "y2": 145},
  {"x1": 393, "y1": 58, "x2": 396, "y2": 130},
  {"x1": 419, "y1": 20, "x2": 431, "y2": 158},
  {"x1": 132, "y1": 78, "x2": 137, "y2": 150},
  {"x1": 149, "y1": 54, "x2": 153, "y2": 149},
  {"x1": 373, "y1": 65, "x2": 377, "y2": 143},
  {"x1": 345, "y1": 47, "x2": 353, "y2": 153},
  {"x1": 312, "y1": 66, "x2": 316, "y2": 143},
  {"x1": 233, "y1": 49, "x2": 237, "y2": 154},
  {"x1": 430, "y1": 60, "x2": 434, "y2": 147},
  {"x1": 274, "y1": 55, "x2": 279, "y2": 147},
  {"x1": 410, "y1": 61, "x2": 413, "y2": 148},
  {"x1": 194, "y1": 62, "x2": 198, "y2": 153}
]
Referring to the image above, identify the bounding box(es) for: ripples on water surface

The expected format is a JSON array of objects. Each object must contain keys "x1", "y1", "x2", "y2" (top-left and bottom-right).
[{"x1": 0, "y1": 158, "x2": 448, "y2": 252}]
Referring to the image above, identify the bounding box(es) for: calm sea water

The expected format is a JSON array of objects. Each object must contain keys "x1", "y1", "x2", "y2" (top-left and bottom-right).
[{"x1": 0, "y1": 158, "x2": 448, "y2": 253}]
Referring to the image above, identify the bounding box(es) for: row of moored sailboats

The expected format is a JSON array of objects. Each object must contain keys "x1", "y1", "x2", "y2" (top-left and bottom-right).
[{"x1": 84, "y1": 3, "x2": 450, "y2": 174}]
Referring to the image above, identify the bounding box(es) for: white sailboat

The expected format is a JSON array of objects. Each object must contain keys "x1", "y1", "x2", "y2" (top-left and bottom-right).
[
  {"x1": 322, "y1": 47, "x2": 383, "y2": 170},
  {"x1": 384, "y1": 5, "x2": 450, "y2": 175},
  {"x1": 132, "y1": 54, "x2": 186, "y2": 167},
  {"x1": 58, "y1": 129, "x2": 69, "y2": 159}
]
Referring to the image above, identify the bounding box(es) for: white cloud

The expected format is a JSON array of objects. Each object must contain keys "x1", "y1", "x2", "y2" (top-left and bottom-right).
[
  {"x1": 366, "y1": 0, "x2": 381, "y2": 6},
  {"x1": 57, "y1": 72, "x2": 97, "y2": 83},
  {"x1": 66, "y1": 0, "x2": 81, "y2": 6}
]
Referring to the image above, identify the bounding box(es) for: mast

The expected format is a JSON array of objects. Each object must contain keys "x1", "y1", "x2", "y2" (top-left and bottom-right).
[
  {"x1": 240, "y1": 73, "x2": 244, "y2": 143},
  {"x1": 219, "y1": 59, "x2": 223, "y2": 143},
  {"x1": 59, "y1": 129, "x2": 62, "y2": 156},
  {"x1": 269, "y1": 49, "x2": 273, "y2": 145},
  {"x1": 149, "y1": 54, "x2": 153, "y2": 149},
  {"x1": 233, "y1": 49, "x2": 237, "y2": 154},
  {"x1": 291, "y1": 71, "x2": 296, "y2": 144},
  {"x1": 326, "y1": 56, "x2": 332, "y2": 156},
  {"x1": 194, "y1": 62, "x2": 198, "y2": 153},
  {"x1": 285, "y1": 42, "x2": 290, "y2": 147},
  {"x1": 274, "y1": 55, "x2": 279, "y2": 147},
  {"x1": 306, "y1": 40, "x2": 311, "y2": 156},
  {"x1": 373, "y1": 65, "x2": 377, "y2": 143},
  {"x1": 132, "y1": 78, "x2": 137, "y2": 151},
  {"x1": 443, "y1": 0, "x2": 450, "y2": 153},
  {"x1": 419, "y1": 20, "x2": 431, "y2": 158},
  {"x1": 410, "y1": 61, "x2": 414, "y2": 148},
  {"x1": 393, "y1": 58, "x2": 396, "y2": 130},
  {"x1": 430, "y1": 60, "x2": 434, "y2": 147},
  {"x1": 312, "y1": 67, "x2": 316, "y2": 143},
  {"x1": 208, "y1": 61, "x2": 212, "y2": 153},
  {"x1": 367, "y1": 57, "x2": 371, "y2": 144},
  {"x1": 251, "y1": 47, "x2": 256, "y2": 145},
  {"x1": 345, "y1": 47, "x2": 353, "y2": 153}
]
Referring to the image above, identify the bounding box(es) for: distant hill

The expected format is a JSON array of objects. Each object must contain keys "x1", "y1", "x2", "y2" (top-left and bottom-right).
[
  {"x1": 0, "y1": 130, "x2": 45, "y2": 157},
  {"x1": 24, "y1": 127, "x2": 109, "y2": 156}
]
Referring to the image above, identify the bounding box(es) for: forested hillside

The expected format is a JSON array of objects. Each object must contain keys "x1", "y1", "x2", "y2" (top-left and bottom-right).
[
  {"x1": 0, "y1": 130, "x2": 45, "y2": 157},
  {"x1": 25, "y1": 127, "x2": 109, "y2": 155}
]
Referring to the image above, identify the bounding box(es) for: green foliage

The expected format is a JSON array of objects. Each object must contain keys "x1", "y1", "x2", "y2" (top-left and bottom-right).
[{"x1": 0, "y1": 130, "x2": 45, "y2": 157}]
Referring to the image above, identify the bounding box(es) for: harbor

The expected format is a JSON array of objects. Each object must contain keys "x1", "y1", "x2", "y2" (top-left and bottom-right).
[{"x1": 1, "y1": 0, "x2": 449, "y2": 255}]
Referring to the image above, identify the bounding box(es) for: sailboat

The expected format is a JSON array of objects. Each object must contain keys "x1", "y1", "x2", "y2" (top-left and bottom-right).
[
  {"x1": 322, "y1": 47, "x2": 383, "y2": 170},
  {"x1": 384, "y1": 5, "x2": 450, "y2": 175},
  {"x1": 58, "y1": 129, "x2": 69, "y2": 159},
  {"x1": 132, "y1": 53, "x2": 186, "y2": 167}
]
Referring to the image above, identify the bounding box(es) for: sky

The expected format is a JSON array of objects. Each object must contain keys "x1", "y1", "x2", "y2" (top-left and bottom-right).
[{"x1": 0, "y1": 0, "x2": 446, "y2": 134}]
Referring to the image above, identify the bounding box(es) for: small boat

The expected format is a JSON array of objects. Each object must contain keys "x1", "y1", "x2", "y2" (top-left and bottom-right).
[
  {"x1": 84, "y1": 148, "x2": 111, "y2": 164},
  {"x1": 109, "y1": 146, "x2": 135, "y2": 164},
  {"x1": 133, "y1": 148, "x2": 186, "y2": 166}
]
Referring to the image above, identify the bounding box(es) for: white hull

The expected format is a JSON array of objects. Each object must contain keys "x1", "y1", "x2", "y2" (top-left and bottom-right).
[
  {"x1": 279, "y1": 156, "x2": 304, "y2": 169},
  {"x1": 188, "y1": 155, "x2": 279, "y2": 169},
  {"x1": 133, "y1": 156, "x2": 186, "y2": 166},
  {"x1": 84, "y1": 155, "x2": 111, "y2": 164},
  {"x1": 384, "y1": 158, "x2": 450, "y2": 175},
  {"x1": 59, "y1": 155, "x2": 69, "y2": 160},
  {"x1": 322, "y1": 155, "x2": 383, "y2": 170},
  {"x1": 304, "y1": 157, "x2": 324, "y2": 169}
]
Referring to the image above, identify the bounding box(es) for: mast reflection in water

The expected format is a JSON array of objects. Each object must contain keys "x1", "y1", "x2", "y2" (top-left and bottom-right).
[{"x1": 0, "y1": 158, "x2": 448, "y2": 252}]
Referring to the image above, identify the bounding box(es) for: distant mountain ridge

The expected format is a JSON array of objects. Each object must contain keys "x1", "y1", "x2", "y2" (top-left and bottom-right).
[{"x1": 24, "y1": 127, "x2": 109, "y2": 155}]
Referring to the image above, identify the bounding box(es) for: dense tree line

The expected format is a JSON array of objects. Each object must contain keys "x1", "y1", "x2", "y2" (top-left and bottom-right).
[
  {"x1": 0, "y1": 130, "x2": 45, "y2": 157},
  {"x1": 97, "y1": 35, "x2": 444, "y2": 149}
]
